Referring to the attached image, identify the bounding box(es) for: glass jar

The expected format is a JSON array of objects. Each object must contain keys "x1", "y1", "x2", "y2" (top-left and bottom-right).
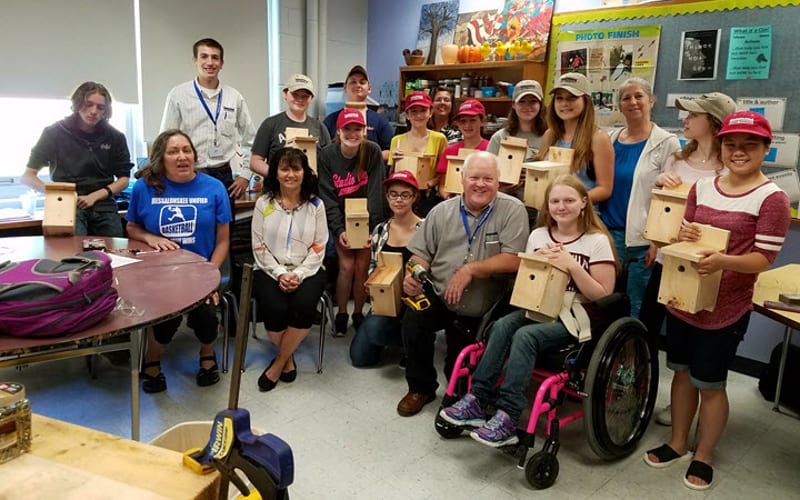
[{"x1": 0, "y1": 382, "x2": 32, "y2": 464}]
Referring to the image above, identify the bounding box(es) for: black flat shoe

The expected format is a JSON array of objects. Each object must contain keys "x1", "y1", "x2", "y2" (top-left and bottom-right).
[
  {"x1": 141, "y1": 361, "x2": 166, "y2": 393},
  {"x1": 279, "y1": 354, "x2": 297, "y2": 383},
  {"x1": 334, "y1": 312, "x2": 349, "y2": 337},
  {"x1": 258, "y1": 358, "x2": 279, "y2": 392},
  {"x1": 196, "y1": 354, "x2": 220, "y2": 387}
]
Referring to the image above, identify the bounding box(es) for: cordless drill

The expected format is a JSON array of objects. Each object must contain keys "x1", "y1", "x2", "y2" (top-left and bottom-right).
[{"x1": 402, "y1": 260, "x2": 433, "y2": 311}]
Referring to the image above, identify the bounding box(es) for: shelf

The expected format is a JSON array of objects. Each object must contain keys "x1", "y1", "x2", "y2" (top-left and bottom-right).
[
  {"x1": 399, "y1": 96, "x2": 511, "y2": 103},
  {"x1": 400, "y1": 59, "x2": 540, "y2": 72}
]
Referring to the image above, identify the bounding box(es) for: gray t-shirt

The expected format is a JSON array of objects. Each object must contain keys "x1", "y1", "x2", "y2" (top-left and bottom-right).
[
  {"x1": 407, "y1": 192, "x2": 528, "y2": 317},
  {"x1": 487, "y1": 128, "x2": 542, "y2": 161},
  {"x1": 252, "y1": 112, "x2": 331, "y2": 165}
]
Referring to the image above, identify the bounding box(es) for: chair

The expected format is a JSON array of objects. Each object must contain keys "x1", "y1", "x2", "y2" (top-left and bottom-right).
[
  {"x1": 219, "y1": 255, "x2": 239, "y2": 373},
  {"x1": 247, "y1": 289, "x2": 334, "y2": 374}
]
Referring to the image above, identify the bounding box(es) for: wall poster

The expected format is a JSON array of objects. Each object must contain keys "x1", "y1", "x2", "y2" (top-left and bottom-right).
[
  {"x1": 678, "y1": 29, "x2": 720, "y2": 80},
  {"x1": 554, "y1": 25, "x2": 661, "y2": 126}
]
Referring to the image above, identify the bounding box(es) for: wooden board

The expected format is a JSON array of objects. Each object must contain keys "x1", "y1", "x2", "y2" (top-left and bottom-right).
[{"x1": 10, "y1": 415, "x2": 219, "y2": 500}]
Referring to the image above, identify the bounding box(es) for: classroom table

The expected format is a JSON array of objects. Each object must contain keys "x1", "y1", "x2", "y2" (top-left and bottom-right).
[
  {"x1": 0, "y1": 236, "x2": 220, "y2": 440},
  {"x1": 0, "y1": 414, "x2": 219, "y2": 499},
  {"x1": 752, "y1": 263, "x2": 800, "y2": 415}
]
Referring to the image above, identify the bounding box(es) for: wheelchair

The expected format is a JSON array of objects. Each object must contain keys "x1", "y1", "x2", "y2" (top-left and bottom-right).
[{"x1": 434, "y1": 292, "x2": 658, "y2": 489}]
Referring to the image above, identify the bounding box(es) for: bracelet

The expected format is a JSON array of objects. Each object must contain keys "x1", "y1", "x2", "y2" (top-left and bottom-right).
[{"x1": 103, "y1": 186, "x2": 114, "y2": 199}]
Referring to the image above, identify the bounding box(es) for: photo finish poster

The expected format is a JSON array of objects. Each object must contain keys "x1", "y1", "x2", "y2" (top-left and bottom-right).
[
  {"x1": 555, "y1": 25, "x2": 661, "y2": 126},
  {"x1": 678, "y1": 29, "x2": 720, "y2": 80}
]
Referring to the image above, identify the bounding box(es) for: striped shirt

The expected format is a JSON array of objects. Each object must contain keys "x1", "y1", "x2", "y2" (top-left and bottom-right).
[
  {"x1": 668, "y1": 176, "x2": 791, "y2": 329},
  {"x1": 160, "y1": 79, "x2": 256, "y2": 177}
]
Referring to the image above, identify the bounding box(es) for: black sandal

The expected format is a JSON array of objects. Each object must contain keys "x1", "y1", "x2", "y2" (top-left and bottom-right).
[
  {"x1": 141, "y1": 361, "x2": 166, "y2": 393},
  {"x1": 196, "y1": 355, "x2": 220, "y2": 387},
  {"x1": 643, "y1": 443, "x2": 688, "y2": 468},
  {"x1": 684, "y1": 460, "x2": 713, "y2": 490}
]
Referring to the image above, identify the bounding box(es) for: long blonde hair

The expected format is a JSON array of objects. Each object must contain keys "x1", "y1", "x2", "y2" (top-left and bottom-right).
[
  {"x1": 543, "y1": 92, "x2": 597, "y2": 175},
  {"x1": 536, "y1": 174, "x2": 618, "y2": 268}
]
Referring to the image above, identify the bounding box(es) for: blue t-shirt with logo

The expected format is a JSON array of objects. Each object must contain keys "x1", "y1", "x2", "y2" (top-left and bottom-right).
[{"x1": 126, "y1": 173, "x2": 232, "y2": 260}]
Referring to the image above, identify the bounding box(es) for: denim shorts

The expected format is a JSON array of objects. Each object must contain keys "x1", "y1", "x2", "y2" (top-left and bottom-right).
[{"x1": 665, "y1": 312, "x2": 750, "y2": 390}]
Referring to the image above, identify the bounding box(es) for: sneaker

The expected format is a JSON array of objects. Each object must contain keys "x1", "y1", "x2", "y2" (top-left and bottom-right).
[
  {"x1": 655, "y1": 404, "x2": 672, "y2": 426},
  {"x1": 333, "y1": 312, "x2": 349, "y2": 337},
  {"x1": 439, "y1": 394, "x2": 486, "y2": 427},
  {"x1": 470, "y1": 410, "x2": 518, "y2": 447}
]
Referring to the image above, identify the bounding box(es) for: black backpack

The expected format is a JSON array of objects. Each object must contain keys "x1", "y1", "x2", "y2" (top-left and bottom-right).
[{"x1": 758, "y1": 341, "x2": 800, "y2": 409}]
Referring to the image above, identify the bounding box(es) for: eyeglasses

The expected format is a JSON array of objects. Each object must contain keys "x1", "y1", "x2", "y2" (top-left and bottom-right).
[{"x1": 387, "y1": 191, "x2": 414, "y2": 200}]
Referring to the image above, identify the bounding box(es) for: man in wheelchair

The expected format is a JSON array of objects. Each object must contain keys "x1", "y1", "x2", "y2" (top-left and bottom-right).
[
  {"x1": 396, "y1": 151, "x2": 529, "y2": 417},
  {"x1": 441, "y1": 175, "x2": 617, "y2": 446}
]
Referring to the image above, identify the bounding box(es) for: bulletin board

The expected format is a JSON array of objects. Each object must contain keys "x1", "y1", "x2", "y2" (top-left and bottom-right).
[
  {"x1": 546, "y1": 0, "x2": 800, "y2": 215},
  {"x1": 547, "y1": 0, "x2": 800, "y2": 132}
]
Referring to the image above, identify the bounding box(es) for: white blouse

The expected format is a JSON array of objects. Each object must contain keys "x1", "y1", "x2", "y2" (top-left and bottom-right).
[{"x1": 251, "y1": 194, "x2": 328, "y2": 282}]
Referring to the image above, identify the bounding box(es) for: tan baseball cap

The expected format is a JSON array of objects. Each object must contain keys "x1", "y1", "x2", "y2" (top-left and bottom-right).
[
  {"x1": 675, "y1": 92, "x2": 736, "y2": 123},
  {"x1": 284, "y1": 74, "x2": 315, "y2": 96},
  {"x1": 550, "y1": 73, "x2": 590, "y2": 97},
  {"x1": 512, "y1": 80, "x2": 543, "y2": 102}
]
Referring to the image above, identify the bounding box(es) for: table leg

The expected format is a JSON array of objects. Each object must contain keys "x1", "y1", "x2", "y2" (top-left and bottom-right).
[
  {"x1": 129, "y1": 328, "x2": 145, "y2": 440},
  {"x1": 773, "y1": 326, "x2": 794, "y2": 412}
]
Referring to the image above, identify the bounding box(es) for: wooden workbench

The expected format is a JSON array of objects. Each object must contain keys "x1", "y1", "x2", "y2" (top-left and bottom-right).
[{"x1": 0, "y1": 414, "x2": 219, "y2": 499}]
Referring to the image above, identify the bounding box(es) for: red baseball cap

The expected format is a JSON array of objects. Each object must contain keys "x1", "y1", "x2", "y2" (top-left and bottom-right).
[
  {"x1": 383, "y1": 170, "x2": 419, "y2": 190},
  {"x1": 454, "y1": 99, "x2": 486, "y2": 120},
  {"x1": 336, "y1": 108, "x2": 366, "y2": 129},
  {"x1": 717, "y1": 111, "x2": 772, "y2": 140},
  {"x1": 405, "y1": 91, "x2": 432, "y2": 110}
]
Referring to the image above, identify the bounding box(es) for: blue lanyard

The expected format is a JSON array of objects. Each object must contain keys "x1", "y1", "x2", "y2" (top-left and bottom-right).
[
  {"x1": 193, "y1": 80, "x2": 223, "y2": 126},
  {"x1": 460, "y1": 203, "x2": 493, "y2": 255}
]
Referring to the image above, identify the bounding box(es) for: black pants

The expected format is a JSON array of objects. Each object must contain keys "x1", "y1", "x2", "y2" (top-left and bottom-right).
[
  {"x1": 402, "y1": 291, "x2": 481, "y2": 394},
  {"x1": 203, "y1": 164, "x2": 236, "y2": 221},
  {"x1": 152, "y1": 302, "x2": 218, "y2": 345},
  {"x1": 252, "y1": 269, "x2": 325, "y2": 331}
]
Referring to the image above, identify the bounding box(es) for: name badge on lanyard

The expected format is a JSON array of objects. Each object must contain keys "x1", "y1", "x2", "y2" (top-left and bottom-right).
[
  {"x1": 458, "y1": 204, "x2": 493, "y2": 269},
  {"x1": 194, "y1": 80, "x2": 224, "y2": 156}
]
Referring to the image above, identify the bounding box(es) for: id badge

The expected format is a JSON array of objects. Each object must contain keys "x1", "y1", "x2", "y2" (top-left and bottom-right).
[{"x1": 209, "y1": 128, "x2": 224, "y2": 158}]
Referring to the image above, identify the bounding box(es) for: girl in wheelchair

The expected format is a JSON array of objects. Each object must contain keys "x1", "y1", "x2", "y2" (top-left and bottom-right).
[{"x1": 440, "y1": 174, "x2": 617, "y2": 447}]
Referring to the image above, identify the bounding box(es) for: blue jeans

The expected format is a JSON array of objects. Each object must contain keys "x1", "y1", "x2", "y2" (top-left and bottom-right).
[
  {"x1": 349, "y1": 311, "x2": 403, "y2": 367},
  {"x1": 609, "y1": 229, "x2": 649, "y2": 318},
  {"x1": 470, "y1": 309, "x2": 572, "y2": 422}
]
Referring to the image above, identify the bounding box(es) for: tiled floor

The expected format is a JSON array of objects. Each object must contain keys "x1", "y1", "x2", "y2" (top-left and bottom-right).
[{"x1": 3, "y1": 317, "x2": 799, "y2": 499}]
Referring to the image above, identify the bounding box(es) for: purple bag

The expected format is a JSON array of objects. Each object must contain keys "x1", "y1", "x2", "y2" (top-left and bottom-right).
[{"x1": 0, "y1": 251, "x2": 118, "y2": 337}]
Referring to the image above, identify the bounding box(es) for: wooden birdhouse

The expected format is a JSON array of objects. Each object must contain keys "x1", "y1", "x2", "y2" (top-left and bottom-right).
[
  {"x1": 365, "y1": 252, "x2": 404, "y2": 317},
  {"x1": 497, "y1": 136, "x2": 528, "y2": 185},
  {"x1": 42, "y1": 182, "x2": 77, "y2": 236},
  {"x1": 547, "y1": 146, "x2": 574, "y2": 165},
  {"x1": 522, "y1": 160, "x2": 571, "y2": 209},
  {"x1": 658, "y1": 224, "x2": 730, "y2": 313},
  {"x1": 345, "y1": 101, "x2": 368, "y2": 124},
  {"x1": 286, "y1": 135, "x2": 319, "y2": 173},
  {"x1": 344, "y1": 198, "x2": 370, "y2": 247},
  {"x1": 443, "y1": 148, "x2": 478, "y2": 195},
  {"x1": 643, "y1": 184, "x2": 691, "y2": 246},
  {"x1": 510, "y1": 253, "x2": 570, "y2": 323},
  {"x1": 396, "y1": 152, "x2": 435, "y2": 188}
]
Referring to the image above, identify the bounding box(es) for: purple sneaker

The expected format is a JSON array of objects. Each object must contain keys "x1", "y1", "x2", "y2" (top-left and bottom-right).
[
  {"x1": 439, "y1": 394, "x2": 486, "y2": 427},
  {"x1": 470, "y1": 410, "x2": 518, "y2": 447}
]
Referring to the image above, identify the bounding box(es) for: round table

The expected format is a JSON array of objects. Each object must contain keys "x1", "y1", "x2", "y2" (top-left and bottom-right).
[{"x1": 0, "y1": 236, "x2": 220, "y2": 440}]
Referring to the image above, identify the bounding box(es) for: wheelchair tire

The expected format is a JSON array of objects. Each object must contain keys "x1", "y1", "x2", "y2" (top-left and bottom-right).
[
  {"x1": 434, "y1": 412, "x2": 464, "y2": 439},
  {"x1": 525, "y1": 451, "x2": 559, "y2": 489},
  {"x1": 583, "y1": 317, "x2": 658, "y2": 460}
]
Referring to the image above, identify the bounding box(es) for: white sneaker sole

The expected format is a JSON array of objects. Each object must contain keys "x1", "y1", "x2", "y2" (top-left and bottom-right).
[
  {"x1": 469, "y1": 430, "x2": 519, "y2": 448},
  {"x1": 438, "y1": 409, "x2": 485, "y2": 428}
]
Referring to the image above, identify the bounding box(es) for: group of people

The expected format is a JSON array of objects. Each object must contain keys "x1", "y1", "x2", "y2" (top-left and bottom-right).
[{"x1": 21, "y1": 36, "x2": 792, "y2": 492}]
